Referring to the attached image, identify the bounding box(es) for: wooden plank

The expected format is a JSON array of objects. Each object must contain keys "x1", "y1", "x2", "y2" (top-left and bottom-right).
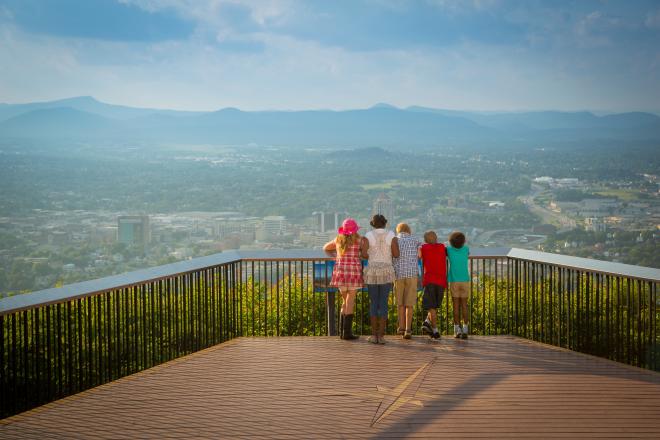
[{"x1": 0, "y1": 336, "x2": 658, "y2": 439}]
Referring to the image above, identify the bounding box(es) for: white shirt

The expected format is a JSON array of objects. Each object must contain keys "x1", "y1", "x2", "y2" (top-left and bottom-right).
[{"x1": 365, "y1": 229, "x2": 395, "y2": 264}]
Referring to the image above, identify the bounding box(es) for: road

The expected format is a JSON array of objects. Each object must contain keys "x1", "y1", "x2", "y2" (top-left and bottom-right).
[{"x1": 520, "y1": 184, "x2": 577, "y2": 232}]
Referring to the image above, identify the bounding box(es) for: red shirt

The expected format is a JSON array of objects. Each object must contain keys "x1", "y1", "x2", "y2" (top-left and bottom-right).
[{"x1": 420, "y1": 243, "x2": 447, "y2": 287}]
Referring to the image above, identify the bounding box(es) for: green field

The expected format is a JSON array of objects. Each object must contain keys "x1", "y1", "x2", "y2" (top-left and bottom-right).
[{"x1": 594, "y1": 189, "x2": 642, "y2": 201}]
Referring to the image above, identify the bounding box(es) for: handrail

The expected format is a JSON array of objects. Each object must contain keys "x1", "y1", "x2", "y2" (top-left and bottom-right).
[
  {"x1": 1, "y1": 247, "x2": 658, "y2": 316},
  {"x1": 0, "y1": 250, "x2": 245, "y2": 315},
  {"x1": 507, "y1": 248, "x2": 660, "y2": 281}
]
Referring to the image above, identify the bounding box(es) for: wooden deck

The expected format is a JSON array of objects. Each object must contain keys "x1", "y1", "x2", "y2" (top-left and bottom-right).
[{"x1": 1, "y1": 336, "x2": 659, "y2": 439}]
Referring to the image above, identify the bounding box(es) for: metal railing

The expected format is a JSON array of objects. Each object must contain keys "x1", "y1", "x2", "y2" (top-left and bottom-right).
[{"x1": 1, "y1": 248, "x2": 658, "y2": 418}]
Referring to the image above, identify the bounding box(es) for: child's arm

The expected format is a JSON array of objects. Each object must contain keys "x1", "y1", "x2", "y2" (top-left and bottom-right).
[
  {"x1": 391, "y1": 236, "x2": 400, "y2": 258},
  {"x1": 323, "y1": 239, "x2": 336, "y2": 257},
  {"x1": 360, "y1": 236, "x2": 370, "y2": 260}
]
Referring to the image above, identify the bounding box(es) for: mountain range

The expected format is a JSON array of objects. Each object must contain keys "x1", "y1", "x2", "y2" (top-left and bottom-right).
[{"x1": 1, "y1": 96, "x2": 659, "y2": 148}]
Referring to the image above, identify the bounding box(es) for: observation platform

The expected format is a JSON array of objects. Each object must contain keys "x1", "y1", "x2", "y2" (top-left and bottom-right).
[{"x1": 2, "y1": 335, "x2": 659, "y2": 439}]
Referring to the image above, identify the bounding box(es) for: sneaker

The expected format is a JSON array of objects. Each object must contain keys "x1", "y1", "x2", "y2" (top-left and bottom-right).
[
  {"x1": 461, "y1": 324, "x2": 469, "y2": 339},
  {"x1": 403, "y1": 330, "x2": 412, "y2": 339},
  {"x1": 368, "y1": 335, "x2": 379, "y2": 344},
  {"x1": 378, "y1": 337, "x2": 386, "y2": 345},
  {"x1": 461, "y1": 332, "x2": 468, "y2": 339},
  {"x1": 396, "y1": 327, "x2": 405, "y2": 335},
  {"x1": 432, "y1": 331, "x2": 441, "y2": 339},
  {"x1": 422, "y1": 320, "x2": 433, "y2": 335},
  {"x1": 454, "y1": 324, "x2": 462, "y2": 338}
]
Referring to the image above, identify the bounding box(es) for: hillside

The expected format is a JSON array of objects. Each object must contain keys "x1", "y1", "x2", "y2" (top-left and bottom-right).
[{"x1": 1, "y1": 97, "x2": 659, "y2": 148}]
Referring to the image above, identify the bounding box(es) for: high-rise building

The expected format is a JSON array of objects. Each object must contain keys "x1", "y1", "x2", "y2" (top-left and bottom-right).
[
  {"x1": 372, "y1": 193, "x2": 395, "y2": 224},
  {"x1": 117, "y1": 216, "x2": 150, "y2": 245},
  {"x1": 313, "y1": 211, "x2": 350, "y2": 233},
  {"x1": 312, "y1": 212, "x2": 339, "y2": 233}
]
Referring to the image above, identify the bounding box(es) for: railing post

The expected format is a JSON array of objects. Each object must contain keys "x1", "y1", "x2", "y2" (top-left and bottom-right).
[{"x1": 326, "y1": 291, "x2": 336, "y2": 336}]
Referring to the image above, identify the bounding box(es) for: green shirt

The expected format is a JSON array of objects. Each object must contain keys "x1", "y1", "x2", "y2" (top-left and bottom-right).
[{"x1": 447, "y1": 245, "x2": 470, "y2": 282}]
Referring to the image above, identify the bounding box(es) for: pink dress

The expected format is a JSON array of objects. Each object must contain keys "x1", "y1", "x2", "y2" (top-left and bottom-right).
[{"x1": 330, "y1": 241, "x2": 363, "y2": 289}]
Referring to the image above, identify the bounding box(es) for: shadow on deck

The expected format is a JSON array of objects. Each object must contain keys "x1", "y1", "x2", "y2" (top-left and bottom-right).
[{"x1": 1, "y1": 336, "x2": 659, "y2": 439}]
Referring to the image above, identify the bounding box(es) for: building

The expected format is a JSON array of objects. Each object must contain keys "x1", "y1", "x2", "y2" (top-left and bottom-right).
[
  {"x1": 533, "y1": 176, "x2": 581, "y2": 188},
  {"x1": 215, "y1": 216, "x2": 259, "y2": 238},
  {"x1": 117, "y1": 216, "x2": 150, "y2": 245},
  {"x1": 555, "y1": 178, "x2": 580, "y2": 188},
  {"x1": 372, "y1": 193, "x2": 395, "y2": 224},
  {"x1": 585, "y1": 217, "x2": 607, "y2": 232},
  {"x1": 262, "y1": 216, "x2": 286, "y2": 235},
  {"x1": 312, "y1": 211, "x2": 347, "y2": 233},
  {"x1": 312, "y1": 212, "x2": 333, "y2": 233}
]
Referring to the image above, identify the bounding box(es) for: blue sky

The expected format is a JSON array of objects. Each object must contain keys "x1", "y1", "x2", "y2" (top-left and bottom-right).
[{"x1": 0, "y1": 0, "x2": 659, "y2": 112}]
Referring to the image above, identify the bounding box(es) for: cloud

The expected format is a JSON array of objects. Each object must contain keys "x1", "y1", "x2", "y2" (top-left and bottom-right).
[
  {"x1": 0, "y1": 0, "x2": 659, "y2": 112},
  {"x1": 0, "y1": 0, "x2": 195, "y2": 41},
  {"x1": 426, "y1": 0, "x2": 502, "y2": 15},
  {"x1": 120, "y1": 0, "x2": 291, "y2": 30}
]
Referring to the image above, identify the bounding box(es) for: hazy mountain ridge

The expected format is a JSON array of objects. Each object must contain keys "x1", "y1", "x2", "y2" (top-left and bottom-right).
[
  {"x1": 0, "y1": 96, "x2": 202, "y2": 122},
  {"x1": 0, "y1": 97, "x2": 659, "y2": 147}
]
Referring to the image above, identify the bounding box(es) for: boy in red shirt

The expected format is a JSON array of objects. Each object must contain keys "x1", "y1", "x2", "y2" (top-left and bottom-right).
[{"x1": 418, "y1": 230, "x2": 447, "y2": 339}]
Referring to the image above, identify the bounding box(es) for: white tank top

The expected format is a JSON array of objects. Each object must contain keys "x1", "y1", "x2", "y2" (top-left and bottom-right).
[{"x1": 366, "y1": 229, "x2": 395, "y2": 264}]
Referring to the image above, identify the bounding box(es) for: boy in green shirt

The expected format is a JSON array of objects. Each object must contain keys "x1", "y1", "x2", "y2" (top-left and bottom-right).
[{"x1": 447, "y1": 231, "x2": 470, "y2": 339}]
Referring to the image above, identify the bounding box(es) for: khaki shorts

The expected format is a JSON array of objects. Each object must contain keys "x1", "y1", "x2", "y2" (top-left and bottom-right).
[
  {"x1": 450, "y1": 282, "x2": 471, "y2": 299},
  {"x1": 394, "y1": 277, "x2": 418, "y2": 307}
]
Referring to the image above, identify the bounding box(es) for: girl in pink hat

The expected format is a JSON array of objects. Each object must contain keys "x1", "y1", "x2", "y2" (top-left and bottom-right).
[{"x1": 323, "y1": 218, "x2": 366, "y2": 340}]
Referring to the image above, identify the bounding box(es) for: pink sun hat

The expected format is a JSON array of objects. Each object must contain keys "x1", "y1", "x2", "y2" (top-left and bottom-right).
[{"x1": 338, "y1": 218, "x2": 360, "y2": 236}]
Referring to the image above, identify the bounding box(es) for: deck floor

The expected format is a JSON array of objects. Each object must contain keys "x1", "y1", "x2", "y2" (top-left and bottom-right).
[{"x1": 2, "y1": 335, "x2": 660, "y2": 439}]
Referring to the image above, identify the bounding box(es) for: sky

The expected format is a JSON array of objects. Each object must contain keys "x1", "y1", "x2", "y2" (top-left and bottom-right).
[{"x1": 0, "y1": 0, "x2": 659, "y2": 112}]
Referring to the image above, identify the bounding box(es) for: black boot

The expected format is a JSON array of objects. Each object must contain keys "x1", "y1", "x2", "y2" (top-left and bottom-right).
[
  {"x1": 339, "y1": 314, "x2": 345, "y2": 339},
  {"x1": 344, "y1": 314, "x2": 359, "y2": 340}
]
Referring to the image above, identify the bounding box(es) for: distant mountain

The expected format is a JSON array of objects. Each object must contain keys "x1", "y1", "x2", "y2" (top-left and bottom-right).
[
  {"x1": 370, "y1": 103, "x2": 399, "y2": 110},
  {"x1": 1, "y1": 97, "x2": 659, "y2": 147},
  {"x1": 407, "y1": 106, "x2": 660, "y2": 143},
  {"x1": 0, "y1": 96, "x2": 200, "y2": 122},
  {"x1": 407, "y1": 106, "x2": 660, "y2": 130},
  {"x1": 0, "y1": 107, "x2": 116, "y2": 138}
]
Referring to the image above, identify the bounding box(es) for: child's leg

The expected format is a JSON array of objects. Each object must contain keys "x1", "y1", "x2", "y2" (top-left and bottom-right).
[
  {"x1": 428, "y1": 308, "x2": 437, "y2": 328},
  {"x1": 378, "y1": 283, "x2": 392, "y2": 338},
  {"x1": 341, "y1": 290, "x2": 359, "y2": 340},
  {"x1": 452, "y1": 297, "x2": 461, "y2": 325},
  {"x1": 460, "y1": 298, "x2": 469, "y2": 325},
  {"x1": 402, "y1": 278, "x2": 415, "y2": 332},
  {"x1": 405, "y1": 306, "x2": 413, "y2": 331},
  {"x1": 394, "y1": 280, "x2": 404, "y2": 332},
  {"x1": 345, "y1": 290, "x2": 356, "y2": 314},
  {"x1": 340, "y1": 291, "x2": 348, "y2": 316},
  {"x1": 367, "y1": 284, "x2": 379, "y2": 340}
]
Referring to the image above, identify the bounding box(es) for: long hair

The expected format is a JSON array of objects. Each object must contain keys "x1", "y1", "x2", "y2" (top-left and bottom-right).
[{"x1": 336, "y1": 232, "x2": 359, "y2": 255}]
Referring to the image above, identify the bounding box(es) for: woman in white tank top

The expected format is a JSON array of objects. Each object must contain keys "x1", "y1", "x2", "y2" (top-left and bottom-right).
[{"x1": 363, "y1": 214, "x2": 399, "y2": 344}]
